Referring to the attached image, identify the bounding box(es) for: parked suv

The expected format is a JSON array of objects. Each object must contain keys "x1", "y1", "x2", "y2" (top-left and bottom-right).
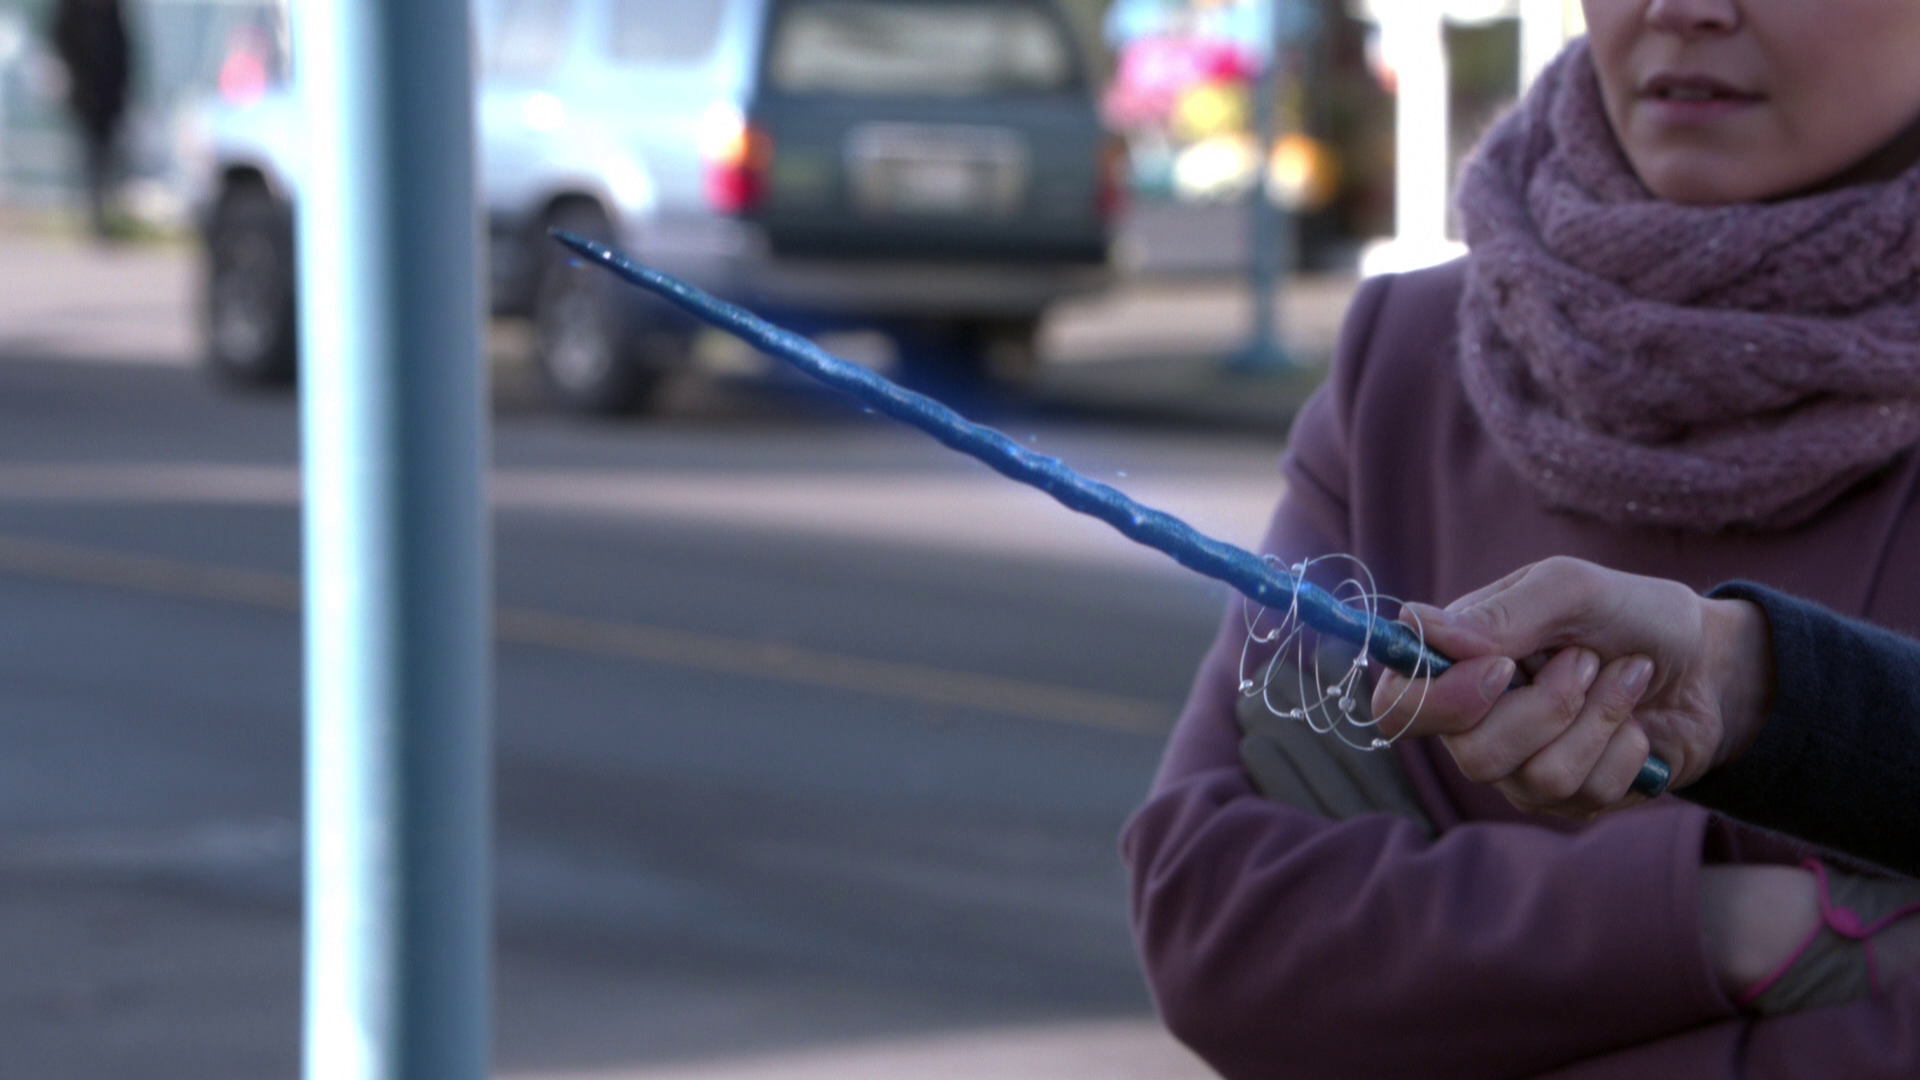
[{"x1": 198, "y1": 0, "x2": 1122, "y2": 412}]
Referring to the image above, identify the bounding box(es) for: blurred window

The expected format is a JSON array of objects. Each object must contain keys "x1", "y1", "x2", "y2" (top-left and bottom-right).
[
  {"x1": 486, "y1": 0, "x2": 573, "y2": 75},
  {"x1": 768, "y1": 1, "x2": 1078, "y2": 97},
  {"x1": 610, "y1": 0, "x2": 727, "y2": 64}
]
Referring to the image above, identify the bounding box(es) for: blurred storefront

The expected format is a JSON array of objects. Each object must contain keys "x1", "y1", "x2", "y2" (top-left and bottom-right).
[
  {"x1": 1100, "y1": 0, "x2": 1387, "y2": 269},
  {"x1": 1101, "y1": 0, "x2": 1578, "y2": 271}
]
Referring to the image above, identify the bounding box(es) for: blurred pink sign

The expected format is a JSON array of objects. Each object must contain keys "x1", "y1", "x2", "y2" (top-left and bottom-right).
[{"x1": 1104, "y1": 36, "x2": 1256, "y2": 130}]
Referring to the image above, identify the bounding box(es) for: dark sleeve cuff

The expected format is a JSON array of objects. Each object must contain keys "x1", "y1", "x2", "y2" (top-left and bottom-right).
[
  {"x1": 1686, "y1": 582, "x2": 1920, "y2": 877},
  {"x1": 1684, "y1": 583, "x2": 1823, "y2": 818}
]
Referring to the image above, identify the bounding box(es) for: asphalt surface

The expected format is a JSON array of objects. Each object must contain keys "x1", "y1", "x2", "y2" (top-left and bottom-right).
[{"x1": 0, "y1": 249, "x2": 1323, "y2": 1076}]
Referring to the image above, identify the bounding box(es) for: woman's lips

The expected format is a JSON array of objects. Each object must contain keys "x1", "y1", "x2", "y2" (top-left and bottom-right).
[{"x1": 1638, "y1": 73, "x2": 1764, "y2": 122}]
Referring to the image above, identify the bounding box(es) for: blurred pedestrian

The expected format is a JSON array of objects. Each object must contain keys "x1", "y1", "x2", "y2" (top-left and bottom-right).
[{"x1": 50, "y1": 0, "x2": 130, "y2": 240}]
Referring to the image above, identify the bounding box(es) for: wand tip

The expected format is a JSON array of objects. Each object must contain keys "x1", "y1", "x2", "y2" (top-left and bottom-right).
[{"x1": 549, "y1": 228, "x2": 602, "y2": 261}]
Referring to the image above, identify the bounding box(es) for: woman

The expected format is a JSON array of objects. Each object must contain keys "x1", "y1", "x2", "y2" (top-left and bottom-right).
[{"x1": 1124, "y1": 2, "x2": 1920, "y2": 1076}]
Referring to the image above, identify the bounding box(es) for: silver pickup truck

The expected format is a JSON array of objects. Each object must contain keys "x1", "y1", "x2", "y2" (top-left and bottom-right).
[{"x1": 198, "y1": 0, "x2": 1121, "y2": 413}]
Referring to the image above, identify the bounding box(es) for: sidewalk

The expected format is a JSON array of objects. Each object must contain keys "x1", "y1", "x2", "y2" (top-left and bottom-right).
[
  {"x1": 0, "y1": 230, "x2": 1355, "y2": 434},
  {"x1": 0, "y1": 234, "x2": 199, "y2": 366},
  {"x1": 1035, "y1": 272, "x2": 1350, "y2": 432}
]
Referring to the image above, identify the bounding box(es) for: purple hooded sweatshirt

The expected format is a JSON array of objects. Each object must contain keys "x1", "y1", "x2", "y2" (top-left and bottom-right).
[{"x1": 1123, "y1": 260, "x2": 1920, "y2": 1080}]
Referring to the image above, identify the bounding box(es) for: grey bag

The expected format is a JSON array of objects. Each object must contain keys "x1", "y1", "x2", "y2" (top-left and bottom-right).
[{"x1": 1235, "y1": 660, "x2": 1435, "y2": 837}]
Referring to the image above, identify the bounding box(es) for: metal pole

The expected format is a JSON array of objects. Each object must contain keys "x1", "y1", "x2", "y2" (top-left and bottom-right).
[
  {"x1": 295, "y1": 0, "x2": 489, "y2": 1075},
  {"x1": 1231, "y1": 0, "x2": 1293, "y2": 372}
]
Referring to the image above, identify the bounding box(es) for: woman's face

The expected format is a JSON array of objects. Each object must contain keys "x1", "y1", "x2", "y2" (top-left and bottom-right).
[{"x1": 1582, "y1": 0, "x2": 1920, "y2": 204}]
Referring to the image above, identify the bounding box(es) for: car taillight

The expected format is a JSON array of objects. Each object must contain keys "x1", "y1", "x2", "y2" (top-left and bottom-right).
[
  {"x1": 1098, "y1": 134, "x2": 1130, "y2": 224},
  {"x1": 698, "y1": 104, "x2": 774, "y2": 215}
]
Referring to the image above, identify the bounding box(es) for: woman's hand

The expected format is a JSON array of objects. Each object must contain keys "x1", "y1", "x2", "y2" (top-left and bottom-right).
[{"x1": 1369, "y1": 557, "x2": 1774, "y2": 817}]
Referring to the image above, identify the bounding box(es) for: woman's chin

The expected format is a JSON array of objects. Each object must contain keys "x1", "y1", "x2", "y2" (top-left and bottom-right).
[
  {"x1": 1625, "y1": 126, "x2": 1920, "y2": 206},
  {"x1": 1627, "y1": 151, "x2": 1801, "y2": 206}
]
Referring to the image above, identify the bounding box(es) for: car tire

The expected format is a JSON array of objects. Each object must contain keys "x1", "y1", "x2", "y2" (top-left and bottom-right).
[
  {"x1": 962, "y1": 316, "x2": 1042, "y2": 383},
  {"x1": 204, "y1": 182, "x2": 298, "y2": 385},
  {"x1": 533, "y1": 205, "x2": 669, "y2": 415}
]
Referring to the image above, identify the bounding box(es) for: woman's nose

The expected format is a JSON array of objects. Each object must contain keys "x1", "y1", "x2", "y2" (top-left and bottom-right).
[{"x1": 1643, "y1": 0, "x2": 1741, "y2": 36}]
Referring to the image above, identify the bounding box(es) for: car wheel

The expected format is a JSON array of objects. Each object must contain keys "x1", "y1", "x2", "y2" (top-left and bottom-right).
[
  {"x1": 963, "y1": 316, "x2": 1042, "y2": 383},
  {"x1": 533, "y1": 205, "x2": 668, "y2": 415},
  {"x1": 204, "y1": 182, "x2": 297, "y2": 385}
]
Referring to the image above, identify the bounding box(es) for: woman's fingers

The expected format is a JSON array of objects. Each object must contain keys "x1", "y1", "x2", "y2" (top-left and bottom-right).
[
  {"x1": 1372, "y1": 643, "x2": 1664, "y2": 818},
  {"x1": 1499, "y1": 655, "x2": 1654, "y2": 815},
  {"x1": 1442, "y1": 646, "x2": 1600, "y2": 783},
  {"x1": 1580, "y1": 715, "x2": 1655, "y2": 810},
  {"x1": 1443, "y1": 641, "x2": 1605, "y2": 776},
  {"x1": 1370, "y1": 653, "x2": 1514, "y2": 739}
]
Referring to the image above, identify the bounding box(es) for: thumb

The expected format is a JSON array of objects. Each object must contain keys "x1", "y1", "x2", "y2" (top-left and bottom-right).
[
  {"x1": 1399, "y1": 601, "x2": 1502, "y2": 659},
  {"x1": 1371, "y1": 652, "x2": 1515, "y2": 739}
]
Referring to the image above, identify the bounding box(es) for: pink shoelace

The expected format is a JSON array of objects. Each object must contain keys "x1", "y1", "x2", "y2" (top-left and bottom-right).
[{"x1": 1736, "y1": 859, "x2": 1920, "y2": 1009}]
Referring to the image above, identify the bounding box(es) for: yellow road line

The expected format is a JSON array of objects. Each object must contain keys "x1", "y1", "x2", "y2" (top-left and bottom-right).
[
  {"x1": 0, "y1": 532, "x2": 301, "y2": 609},
  {"x1": 0, "y1": 533, "x2": 1169, "y2": 735}
]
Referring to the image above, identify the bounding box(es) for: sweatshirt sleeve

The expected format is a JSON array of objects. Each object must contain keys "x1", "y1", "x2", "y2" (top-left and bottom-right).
[
  {"x1": 1686, "y1": 582, "x2": 1920, "y2": 878},
  {"x1": 1123, "y1": 274, "x2": 1734, "y2": 1080}
]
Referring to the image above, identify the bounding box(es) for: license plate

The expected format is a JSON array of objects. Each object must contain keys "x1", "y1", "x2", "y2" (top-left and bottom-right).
[{"x1": 847, "y1": 124, "x2": 1028, "y2": 219}]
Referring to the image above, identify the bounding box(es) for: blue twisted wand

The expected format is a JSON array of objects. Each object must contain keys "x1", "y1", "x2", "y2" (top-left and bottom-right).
[{"x1": 551, "y1": 230, "x2": 1671, "y2": 798}]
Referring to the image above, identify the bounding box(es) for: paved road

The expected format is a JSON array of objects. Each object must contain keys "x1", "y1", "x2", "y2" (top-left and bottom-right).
[{"x1": 0, "y1": 327, "x2": 1303, "y2": 1077}]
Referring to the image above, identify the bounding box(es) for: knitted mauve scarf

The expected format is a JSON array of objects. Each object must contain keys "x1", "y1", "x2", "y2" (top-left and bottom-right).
[{"x1": 1454, "y1": 42, "x2": 1920, "y2": 532}]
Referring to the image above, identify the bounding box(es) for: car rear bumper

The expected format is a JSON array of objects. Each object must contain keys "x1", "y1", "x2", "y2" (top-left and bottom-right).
[{"x1": 631, "y1": 215, "x2": 1113, "y2": 320}]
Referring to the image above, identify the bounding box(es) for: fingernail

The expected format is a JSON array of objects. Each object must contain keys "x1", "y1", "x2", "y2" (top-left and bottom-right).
[
  {"x1": 1480, "y1": 657, "x2": 1515, "y2": 702},
  {"x1": 1575, "y1": 649, "x2": 1600, "y2": 688},
  {"x1": 1622, "y1": 656, "x2": 1654, "y2": 694}
]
